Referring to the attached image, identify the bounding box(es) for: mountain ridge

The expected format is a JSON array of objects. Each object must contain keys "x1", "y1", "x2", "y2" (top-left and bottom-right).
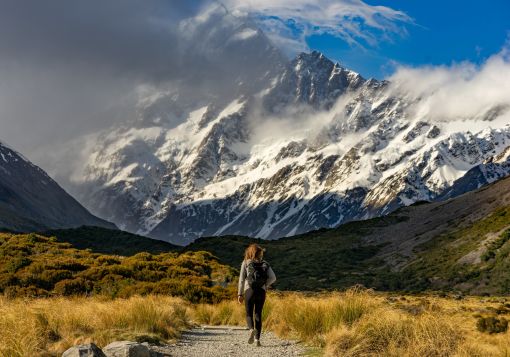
[{"x1": 0, "y1": 141, "x2": 116, "y2": 232}]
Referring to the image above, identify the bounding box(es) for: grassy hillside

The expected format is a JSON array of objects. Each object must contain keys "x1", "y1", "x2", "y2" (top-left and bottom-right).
[
  {"x1": 187, "y1": 218, "x2": 398, "y2": 291},
  {"x1": 45, "y1": 226, "x2": 178, "y2": 256},
  {"x1": 401, "y1": 206, "x2": 510, "y2": 294},
  {"x1": 189, "y1": 177, "x2": 510, "y2": 294},
  {"x1": 0, "y1": 232, "x2": 235, "y2": 302}
]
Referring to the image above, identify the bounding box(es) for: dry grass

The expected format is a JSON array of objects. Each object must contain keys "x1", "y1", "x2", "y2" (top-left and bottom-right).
[
  {"x1": 2, "y1": 289, "x2": 510, "y2": 356},
  {"x1": 192, "y1": 287, "x2": 510, "y2": 356},
  {"x1": 263, "y1": 287, "x2": 378, "y2": 346},
  {"x1": 0, "y1": 295, "x2": 190, "y2": 357},
  {"x1": 324, "y1": 309, "x2": 461, "y2": 356},
  {"x1": 192, "y1": 301, "x2": 245, "y2": 326}
]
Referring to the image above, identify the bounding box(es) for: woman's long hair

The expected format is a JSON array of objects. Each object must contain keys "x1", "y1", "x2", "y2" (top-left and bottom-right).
[{"x1": 244, "y1": 244, "x2": 264, "y2": 261}]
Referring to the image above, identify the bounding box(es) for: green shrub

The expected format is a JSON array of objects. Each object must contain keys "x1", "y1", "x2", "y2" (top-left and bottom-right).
[
  {"x1": 482, "y1": 229, "x2": 510, "y2": 262},
  {"x1": 6, "y1": 256, "x2": 31, "y2": 273},
  {"x1": 0, "y1": 273, "x2": 17, "y2": 291},
  {"x1": 0, "y1": 232, "x2": 236, "y2": 302},
  {"x1": 54, "y1": 278, "x2": 94, "y2": 296},
  {"x1": 96, "y1": 255, "x2": 121, "y2": 265},
  {"x1": 476, "y1": 316, "x2": 508, "y2": 334}
]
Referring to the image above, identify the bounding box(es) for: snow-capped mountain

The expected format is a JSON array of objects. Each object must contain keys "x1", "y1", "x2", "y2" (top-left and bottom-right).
[
  {"x1": 263, "y1": 51, "x2": 366, "y2": 113},
  {"x1": 58, "y1": 6, "x2": 509, "y2": 245},
  {"x1": 0, "y1": 142, "x2": 115, "y2": 232},
  {"x1": 71, "y1": 44, "x2": 510, "y2": 245}
]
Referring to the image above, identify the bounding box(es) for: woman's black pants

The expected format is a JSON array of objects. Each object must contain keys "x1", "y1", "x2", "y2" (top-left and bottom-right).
[{"x1": 244, "y1": 287, "x2": 266, "y2": 339}]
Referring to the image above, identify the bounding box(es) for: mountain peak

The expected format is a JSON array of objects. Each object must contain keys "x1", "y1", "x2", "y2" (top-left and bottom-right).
[
  {"x1": 75, "y1": 50, "x2": 510, "y2": 244},
  {"x1": 294, "y1": 50, "x2": 332, "y2": 66},
  {"x1": 309, "y1": 50, "x2": 326, "y2": 58},
  {"x1": 292, "y1": 51, "x2": 361, "y2": 79},
  {"x1": 261, "y1": 50, "x2": 365, "y2": 111}
]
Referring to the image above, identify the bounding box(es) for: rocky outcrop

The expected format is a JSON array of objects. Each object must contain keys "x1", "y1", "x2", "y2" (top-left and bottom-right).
[
  {"x1": 103, "y1": 341, "x2": 151, "y2": 357},
  {"x1": 62, "y1": 343, "x2": 106, "y2": 357},
  {"x1": 263, "y1": 51, "x2": 365, "y2": 112},
  {"x1": 63, "y1": 341, "x2": 159, "y2": 357}
]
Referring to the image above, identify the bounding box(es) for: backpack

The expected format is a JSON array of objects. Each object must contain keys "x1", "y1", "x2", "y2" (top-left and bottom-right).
[{"x1": 246, "y1": 260, "x2": 269, "y2": 289}]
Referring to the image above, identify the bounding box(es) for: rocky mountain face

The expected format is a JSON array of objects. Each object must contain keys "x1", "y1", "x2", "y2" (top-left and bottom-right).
[
  {"x1": 0, "y1": 142, "x2": 115, "y2": 232},
  {"x1": 70, "y1": 10, "x2": 510, "y2": 245},
  {"x1": 263, "y1": 51, "x2": 365, "y2": 112}
]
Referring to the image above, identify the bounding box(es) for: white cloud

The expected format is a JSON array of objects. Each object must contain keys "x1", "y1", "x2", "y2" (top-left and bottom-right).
[
  {"x1": 223, "y1": 0, "x2": 412, "y2": 55},
  {"x1": 387, "y1": 46, "x2": 510, "y2": 123}
]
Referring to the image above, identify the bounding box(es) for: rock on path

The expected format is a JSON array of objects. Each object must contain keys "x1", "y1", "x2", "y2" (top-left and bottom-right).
[{"x1": 154, "y1": 326, "x2": 306, "y2": 357}]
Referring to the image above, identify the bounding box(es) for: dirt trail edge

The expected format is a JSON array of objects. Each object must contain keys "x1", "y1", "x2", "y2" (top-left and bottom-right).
[{"x1": 153, "y1": 325, "x2": 306, "y2": 357}]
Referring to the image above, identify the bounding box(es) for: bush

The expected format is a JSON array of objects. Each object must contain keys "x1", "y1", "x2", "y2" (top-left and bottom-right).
[
  {"x1": 6, "y1": 256, "x2": 31, "y2": 273},
  {"x1": 0, "y1": 233, "x2": 236, "y2": 302},
  {"x1": 95, "y1": 255, "x2": 121, "y2": 266},
  {"x1": 54, "y1": 278, "x2": 93, "y2": 296},
  {"x1": 476, "y1": 316, "x2": 508, "y2": 334}
]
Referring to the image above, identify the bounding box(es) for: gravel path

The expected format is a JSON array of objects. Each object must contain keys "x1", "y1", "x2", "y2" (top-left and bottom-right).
[{"x1": 153, "y1": 325, "x2": 306, "y2": 357}]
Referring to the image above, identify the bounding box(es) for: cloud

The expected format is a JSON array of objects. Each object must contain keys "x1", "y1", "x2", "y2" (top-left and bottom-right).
[
  {"x1": 0, "y1": 0, "x2": 281, "y2": 171},
  {"x1": 387, "y1": 45, "x2": 510, "y2": 124},
  {"x1": 223, "y1": 0, "x2": 413, "y2": 55},
  {"x1": 0, "y1": 0, "x2": 207, "y2": 156},
  {"x1": 0, "y1": 0, "x2": 205, "y2": 82},
  {"x1": 0, "y1": 0, "x2": 411, "y2": 166}
]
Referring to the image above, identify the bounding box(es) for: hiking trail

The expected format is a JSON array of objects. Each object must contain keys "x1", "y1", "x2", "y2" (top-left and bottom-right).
[{"x1": 152, "y1": 325, "x2": 306, "y2": 357}]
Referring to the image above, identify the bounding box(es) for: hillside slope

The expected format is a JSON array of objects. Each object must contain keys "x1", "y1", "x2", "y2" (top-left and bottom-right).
[
  {"x1": 0, "y1": 142, "x2": 115, "y2": 232},
  {"x1": 44, "y1": 226, "x2": 178, "y2": 256},
  {"x1": 188, "y1": 175, "x2": 510, "y2": 294}
]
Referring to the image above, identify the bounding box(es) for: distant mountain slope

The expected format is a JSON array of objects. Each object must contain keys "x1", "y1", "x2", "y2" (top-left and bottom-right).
[
  {"x1": 0, "y1": 142, "x2": 115, "y2": 232},
  {"x1": 187, "y1": 175, "x2": 510, "y2": 294}
]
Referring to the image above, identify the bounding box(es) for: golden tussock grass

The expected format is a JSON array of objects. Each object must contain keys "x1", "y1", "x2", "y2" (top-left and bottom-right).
[
  {"x1": 0, "y1": 295, "x2": 190, "y2": 357},
  {"x1": 192, "y1": 300, "x2": 245, "y2": 326},
  {"x1": 264, "y1": 287, "x2": 378, "y2": 346},
  {"x1": 324, "y1": 309, "x2": 461, "y2": 356},
  {"x1": 192, "y1": 287, "x2": 510, "y2": 356},
  {"x1": 2, "y1": 288, "x2": 510, "y2": 356}
]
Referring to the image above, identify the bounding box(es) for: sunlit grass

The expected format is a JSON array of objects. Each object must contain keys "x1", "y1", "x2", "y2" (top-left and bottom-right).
[
  {"x1": 192, "y1": 287, "x2": 510, "y2": 356},
  {"x1": 2, "y1": 289, "x2": 510, "y2": 356},
  {"x1": 0, "y1": 295, "x2": 190, "y2": 357}
]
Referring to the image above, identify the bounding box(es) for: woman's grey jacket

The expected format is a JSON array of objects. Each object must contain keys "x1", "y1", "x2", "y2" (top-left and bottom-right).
[{"x1": 238, "y1": 259, "x2": 276, "y2": 296}]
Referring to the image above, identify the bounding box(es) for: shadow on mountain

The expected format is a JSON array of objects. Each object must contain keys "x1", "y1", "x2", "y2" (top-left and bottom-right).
[{"x1": 150, "y1": 187, "x2": 373, "y2": 245}]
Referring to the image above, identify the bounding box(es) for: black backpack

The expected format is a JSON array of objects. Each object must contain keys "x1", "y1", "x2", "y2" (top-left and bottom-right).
[{"x1": 246, "y1": 260, "x2": 269, "y2": 289}]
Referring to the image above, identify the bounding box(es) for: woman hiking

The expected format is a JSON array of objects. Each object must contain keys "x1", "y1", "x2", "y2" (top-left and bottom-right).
[{"x1": 237, "y1": 244, "x2": 276, "y2": 347}]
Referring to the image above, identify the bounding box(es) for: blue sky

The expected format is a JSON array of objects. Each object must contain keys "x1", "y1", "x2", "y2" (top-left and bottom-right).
[{"x1": 306, "y1": 0, "x2": 510, "y2": 78}]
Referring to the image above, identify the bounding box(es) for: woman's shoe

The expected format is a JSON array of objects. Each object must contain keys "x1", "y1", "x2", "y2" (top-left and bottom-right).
[
  {"x1": 255, "y1": 339, "x2": 261, "y2": 347},
  {"x1": 248, "y1": 329, "x2": 255, "y2": 344}
]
